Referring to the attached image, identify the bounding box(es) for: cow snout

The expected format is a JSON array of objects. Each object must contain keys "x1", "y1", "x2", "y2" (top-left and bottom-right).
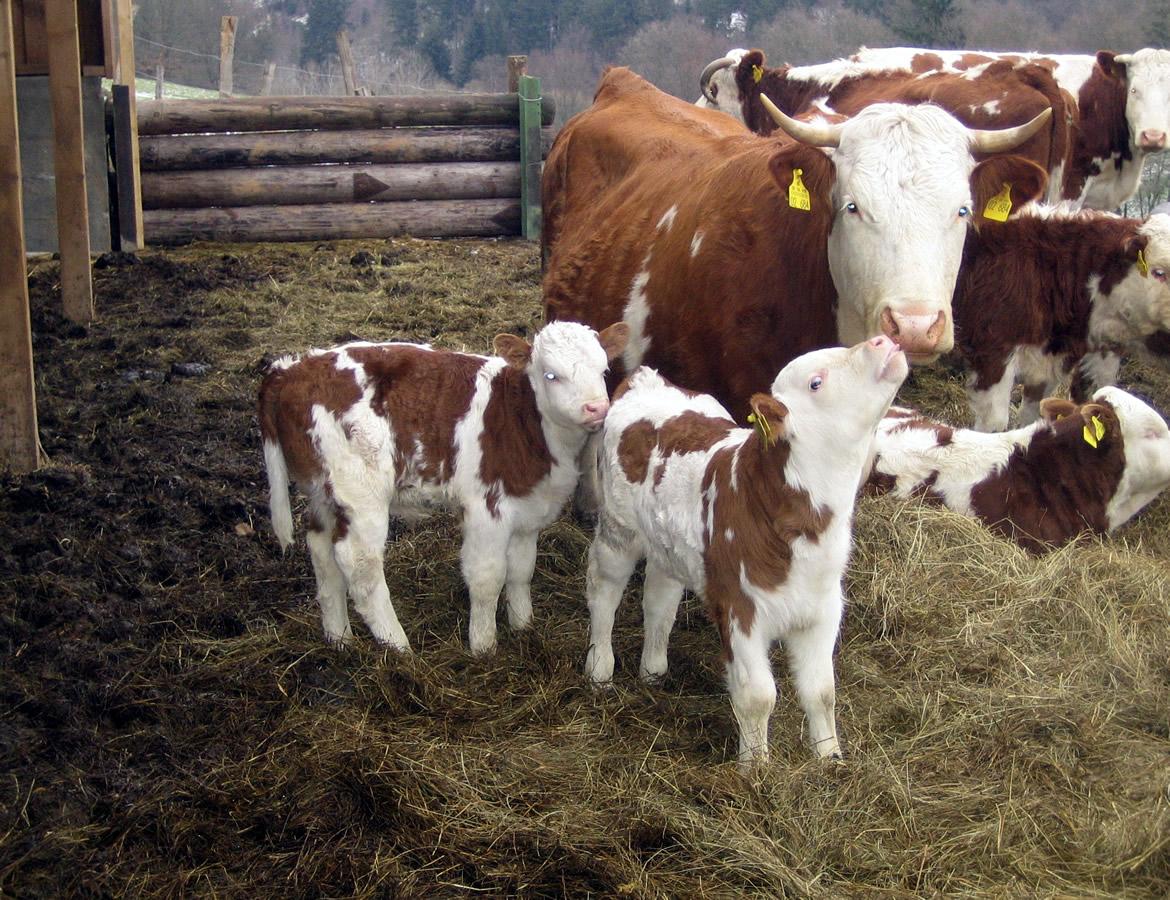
[
  {"x1": 879, "y1": 307, "x2": 948, "y2": 361},
  {"x1": 1140, "y1": 129, "x2": 1167, "y2": 150},
  {"x1": 583, "y1": 399, "x2": 610, "y2": 428}
]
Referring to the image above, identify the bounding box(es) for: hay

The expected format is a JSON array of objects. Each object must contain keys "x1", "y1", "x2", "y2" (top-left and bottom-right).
[{"x1": 1, "y1": 239, "x2": 1167, "y2": 897}]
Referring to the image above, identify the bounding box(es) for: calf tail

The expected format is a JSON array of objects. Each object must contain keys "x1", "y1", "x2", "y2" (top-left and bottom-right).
[{"x1": 263, "y1": 438, "x2": 295, "y2": 552}]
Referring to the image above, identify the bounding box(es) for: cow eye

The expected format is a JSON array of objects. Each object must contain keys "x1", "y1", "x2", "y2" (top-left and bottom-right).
[
  {"x1": 958, "y1": 205, "x2": 971, "y2": 218},
  {"x1": 845, "y1": 202, "x2": 859, "y2": 214},
  {"x1": 1154, "y1": 267, "x2": 1167, "y2": 282},
  {"x1": 809, "y1": 375, "x2": 824, "y2": 392},
  {"x1": 544, "y1": 371, "x2": 558, "y2": 381}
]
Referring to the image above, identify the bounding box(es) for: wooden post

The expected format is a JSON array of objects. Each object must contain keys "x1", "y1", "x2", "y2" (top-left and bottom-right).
[
  {"x1": 518, "y1": 74, "x2": 541, "y2": 241},
  {"x1": 218, "y1": 16, "x2": 237, "y2": 97},
  {"x1": 112, "y1": 0, "x2": 142, "y2": 251},
  {"x1": 0, "y1": 1, "x2": 44, "y2": 472},
  {"x1": 337, "y1": 31, "x2": 359, "y2": 96},
  {"x1": 154, "y1": 59, "x2": 164, "y2": 98},
  {"x1": 507, "y1": 55, "x2": 527, "y2": 93},
  {"x1": 44, "y1": 0, "x2": 94, "y2": 323},
  {"x1": 261, "y1": 61, "x2": 276, "y2": 96}
]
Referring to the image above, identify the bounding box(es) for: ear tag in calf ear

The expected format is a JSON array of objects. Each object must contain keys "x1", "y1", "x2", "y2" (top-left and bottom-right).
[
  {"x1": 1082, "y1": 416, "x2": 1106, "y2": 448},
  {"x1": 788, "y1": 168, "x2": 811, "y2": 212},
  {"x1": 747, "y1": 411, "x2": 776, "y2": 448},
  {"x1": 1137, "y1": 249, "x2": 1150, "y2": 277},
  {"x1": 752, "y1": 64, "x2": 764, "y2": 84},
  {"x1": 983, "y1": 183, "x2": 1013, "y2": 222}
]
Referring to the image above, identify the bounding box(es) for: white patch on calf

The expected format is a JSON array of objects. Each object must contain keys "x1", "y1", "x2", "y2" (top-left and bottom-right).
[{"x1": 622, "y1": 253, "x2": 654, "y2": 372}]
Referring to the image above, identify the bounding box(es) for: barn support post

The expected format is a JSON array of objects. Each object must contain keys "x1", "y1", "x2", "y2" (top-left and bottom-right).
[
  {"x1": 112, "y1": 0, "x2": 142, "y2": 251},
  {"x1": 261, "y1": 61, "x2": 276, "y2": 96},
  {"x1": 518, "y1": 74, "x2": 542, "y2": 241},
  {"x1": 0, "y1": 1, "x2": 45, "y2": 473},
  {"x1": 44, "y1": 0, "x2": 95, "y2": 323},
  {"x1": 337, "y1": 31, "x2": 359, "y2": 96},
  {"x1": 507, "y1": 55, "x2": 527, "y2": 93},
  {"x1": 219, "y1": 16, "x2": 237, "y2": 97}
]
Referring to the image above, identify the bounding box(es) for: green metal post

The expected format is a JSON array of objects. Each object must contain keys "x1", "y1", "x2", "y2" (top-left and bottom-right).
[{"x1": 518, "y1": 74, "x2": 542, "y2": 241}]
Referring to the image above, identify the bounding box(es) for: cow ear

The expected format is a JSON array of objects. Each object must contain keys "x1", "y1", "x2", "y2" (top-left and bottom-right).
[
  {"x1": 597, "y1": 322, "x2": 630, "y2": 362},
  {"x1": 1097, "y1": 50, "x2": 1126, "y2": 80},
  {"x1": 970, "y1": 156, "x2": 1048, "y2": 225},
  {"x1": 736, "y1": 49, "x2": 767, "y2": 92},
  {"x1": 1123, "y1": 231, "x2": 1149, "y2": 259},
  {"x1": 1039, "y1": 397, "x2": 1078, "y2": 423},
  {"x1": 748, "y1": 393, "x2": 788, "y2": 447},
  {"x1": 767, "y1": 145, "x2": 835, "y2": 216},
  {"x1": 493, "y1": 333, "x2": 532, "y2": 369}
]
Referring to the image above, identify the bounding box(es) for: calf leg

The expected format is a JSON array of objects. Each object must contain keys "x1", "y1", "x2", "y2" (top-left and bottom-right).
[
  {"x1": 967, "y1": 357, "x2": 1017, "y2": 432},
  {"x1": 784, "y1": 600, "x2": 844, "y2": 760},
  {"x1": 639, "y1": 562, "x2": 684, "y2": 682},
  {"x1": 1074, "y1": 350, "x2": 1122, "y2": 401},
  {"x1": 331, "y1": 503, "x2": 410, "y2": 651},
  {"x1": 306, "y1": 509, "x2": 352, "y2": 644},
  {"x1": 726, "y1": 626, "x2": 777, "y2": 765},
  {"x1": 505, "y1": 529, "x2": 539, "y2": 631},
  {"x1": 584, "y1": 515, "x2": 642, "y2": 683},
  {"x1": 461, "y1": 518, "x2": 509, "y2": 655},
  {"x1": 571, "y1": 431, "x2": 603, "y2": 525}
]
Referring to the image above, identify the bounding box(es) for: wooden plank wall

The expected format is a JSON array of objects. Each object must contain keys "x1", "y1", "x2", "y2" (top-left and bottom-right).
[{"x1": 14, "y1": 0, "x2": 109, "y2": 76}]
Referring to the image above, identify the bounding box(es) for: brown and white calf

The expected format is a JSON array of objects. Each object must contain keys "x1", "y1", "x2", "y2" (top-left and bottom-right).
[
  {"x1": 585, "y1": 337, "x2": 907, "y2": 763},
  {"x1": 954, "y1": 209, "x2": 1170, "y2": 431},
  {"x1": 866, "y1": 387, "x2": 1170, "y2": 552},
  {"x1": 258, "y1": 321, "x2": 629, "y2": 653}
]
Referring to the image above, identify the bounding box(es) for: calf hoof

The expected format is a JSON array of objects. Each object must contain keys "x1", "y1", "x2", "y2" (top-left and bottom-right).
[
  {"x1": 638, "y1": 666, "x2": 668, "y2": 685},
  {"x1": 583, "y1": 647, "x2": 615, "y2": 684}
]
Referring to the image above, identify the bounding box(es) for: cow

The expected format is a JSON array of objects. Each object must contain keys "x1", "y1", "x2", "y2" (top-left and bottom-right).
[
  {"x1": 844, "y1": 46, "x2": 1170, "y2": 210},
  {"x1": 866, "y1": 387, "x2": 1170, "y2": 552},
  {"x1": 697, "y1": 48, "x2": 1073, "y2": 204},
  {"x1": 584, "y1": 336, "x2": 909, "y2": 764},
  {"x1": 951, "y1": 209, "x2": 1170, "y2": 431},
  {"x1": 544, "y1": 66, "x2": 1049, "y2": 423},
  {"x1": 257, "y1": 321, "x2": 629, "y2": 654}
]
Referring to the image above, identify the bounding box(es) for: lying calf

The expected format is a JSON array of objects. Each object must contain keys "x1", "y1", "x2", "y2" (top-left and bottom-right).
[
  {"x1": 866, "y1": 387, "x2": 1170, "y2": 551},
  {"x1": 259, "y1": 321, "x2": 628, "y2": 653},
  {"x1": 955, "y1": 209, "x2": 1170, "y2": 431},
  {"x1": 585, "y1": 337, "x2": 907, "y2": 763}
]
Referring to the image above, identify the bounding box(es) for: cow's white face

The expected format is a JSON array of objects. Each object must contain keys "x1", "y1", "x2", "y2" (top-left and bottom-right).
[
  {"x1": 1095, "y1": 386, "x2": 1170, "y2": 529},
  {"x1": 1118, "y1": 48, "x2": 1170, "y2": 152},
  {"x1": 695, "y1": 48, "x2": 748, "y2": 121},
  {"x1": 1094, "y1": 214, "x2": 1170, "y2": 344},
  {"x1": 825, "y1": 104, "x2": 977, "y2": 362},
  {"x1": 526, "y1": 321, "x2": 619, "y2": 432}
]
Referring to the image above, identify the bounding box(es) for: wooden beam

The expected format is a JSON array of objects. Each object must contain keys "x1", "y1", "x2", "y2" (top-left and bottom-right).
[
  {"x1": 261, "y1": 61, "x2": 276, "y2": 96},
  {"x1": 0, "y1": 0, "x2": 44, "y2": 472},
  {"x1": 218, "y1": 15, "x2": 236, "y2": 97},
  {"x1": 518, "y1": 74, "x2": 542, "y2": 241},
  {"x1": 44, "y1": 0, "x2": 94, "y2": 323},
  {"x1": 154, "y1": 59, "x2": 163, "y2": 98},
  {"x1": 111, "y1": 0, "x2": 141, "y2": 250},
  {"x1": 337, "y1": 31, "x2": 358, "y2": 96},
  {"x1": 507, "y1": 55, "x2": 527, "y2": 93}
]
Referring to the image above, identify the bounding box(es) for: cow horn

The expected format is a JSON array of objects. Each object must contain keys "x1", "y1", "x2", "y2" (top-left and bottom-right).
[
  {"x1": 760, "y1": 95, "x2": 843, "y2": 148},
  {"x1": 1114, "y1": 53, "x2": 1133, "y2": 64},
  {"x1": 967, "y1": 107, "x2": 1053, "y2": 154},
  {"x1": 700, "y1": 56, "x2": 737, "y2": 103}
]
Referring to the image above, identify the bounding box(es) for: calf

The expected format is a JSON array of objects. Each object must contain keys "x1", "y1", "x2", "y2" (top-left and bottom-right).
[
  {"x1": 585, "y1": 337, "x2": 908, "y2": 763},
  {"x1": 866, "y1": 387, "x2": 1170, "y2": 551},
  {"x1": 258, "y1": 321, "x2": 629, "y2": 653},
  {"x1": 955, "y1": 210, "x2": 1170, "y2": 431}
]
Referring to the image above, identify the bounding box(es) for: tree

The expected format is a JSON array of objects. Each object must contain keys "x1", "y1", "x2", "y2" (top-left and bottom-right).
[
  {"x1": 753, "y1": 2, "x2": 897, "y2": 66},
  {"x1": 615, "y1": 15, "x2": 730, "y2": 100},
  {"x1": 885, "y1": 0, "x2": 965, "y2": 48},
  {"x1": 302, "y1": 0, "x2": 351, "y2": 65}
]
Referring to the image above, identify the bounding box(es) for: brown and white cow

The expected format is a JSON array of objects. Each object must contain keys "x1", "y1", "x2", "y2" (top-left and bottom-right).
[
  {"x1": 545, "y1": 67, "x2": 1048, "y2": 423},
  {"x1": 866, "y1": 387, "x2": 1170, "y2": 552},
  {"x1": 697, "y1": 48, "x2": 1072, "y2": 203},
  {"x1": 585, "y1": 337, "x2": 908, "y2": 763},
  {"x1": 258, "y1": 321, "x2": 628, "y2": 653},
  {"x1": 952, "y1": 209, "x2": 1170, "y2": 431},
  {"x1": 845, "y1": 46, "x2": 1170, "y2": 209}
]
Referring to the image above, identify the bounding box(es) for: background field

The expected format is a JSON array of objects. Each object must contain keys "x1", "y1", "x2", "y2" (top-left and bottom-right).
[{"x1": 1, "y1": 238, "x2": 1167, "y2": 896}]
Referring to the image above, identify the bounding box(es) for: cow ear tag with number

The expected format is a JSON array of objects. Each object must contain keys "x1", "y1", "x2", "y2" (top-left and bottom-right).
[
  {"x1": 788, "y1": 168, "x2": 811, "y2": 212},
  {"x1": 752, "y1": 64, "x2": 764, "y2": 84},
  {"x1": 983, "y1": 183, "x2": 1013, "y2": 222}
]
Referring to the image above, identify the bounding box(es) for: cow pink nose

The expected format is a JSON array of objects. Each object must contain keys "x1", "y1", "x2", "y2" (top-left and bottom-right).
[
  {"x1": 584, "y1": 400, "x2": 609, "y2": 419},
  {"x1": 1141, "y1": 129, "x2": 1167, "y2": 148},
  {"x1": 868, "y1": 334, "x2": 897, "y2": 351}
]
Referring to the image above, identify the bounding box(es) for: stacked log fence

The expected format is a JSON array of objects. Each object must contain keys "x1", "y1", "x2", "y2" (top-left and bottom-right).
[{"x1": 131, "y1": 87, "x2": 555, "y2": 245}]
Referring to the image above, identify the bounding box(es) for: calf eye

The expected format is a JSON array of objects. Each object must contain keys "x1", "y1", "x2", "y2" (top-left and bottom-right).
[
  {"x1": 809, "y1": 375, "x2": 824, "y2": 392},
  {"x1": 845, "y1": 202, "x2": 859, "y2": 214},
  {"x1": 1154, "y1": 267, "x2": 1167, "y2": 282},
  {"x1": 544, "y1": 371, "x2": 558, "y2": 381},
  {"x1": 958, "y1": 205, "x2": 971, "y2": 218}
]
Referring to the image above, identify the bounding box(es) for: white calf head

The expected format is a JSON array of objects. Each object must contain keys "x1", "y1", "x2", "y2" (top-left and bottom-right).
[
  {"x1": 760, "y1": 335, "x2": 908, "y2": 450},
  {"x1": 763, "y1": 99, "x2": 1050, "y2": 364},
  {"x1": 1097, "y1": 214, "x2": 1170, "y2": 342},
  {"x1": 494, "y1": 321, "x2": 629, "y2": 432},
  {"x1": 697, "y1": 48, "x2": 748, "y2": 121},
  {"x1": 1102, "y1": 49, "x2": 1170, "y2": 152},
  {"x1": 1094, "y1": 386, "x2": 1170, "y2": 529}
]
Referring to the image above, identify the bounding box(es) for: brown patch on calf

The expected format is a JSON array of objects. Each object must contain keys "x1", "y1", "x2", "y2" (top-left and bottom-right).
[
  {"x1": 479, "y1": 365, "x2": 554, "y2": 517},
  {"x1": 617, "y1": 419, "x2": 658, "y2": 484},
  {"x1": 970, "y1": 400, "x2": 1126, "y2": 550},
  {"x1": 618, "y1": 410, "x2": 735, "y2": 486},
  {"x1": 911, "y1": 52, "x2": 945, "y2": 73}
]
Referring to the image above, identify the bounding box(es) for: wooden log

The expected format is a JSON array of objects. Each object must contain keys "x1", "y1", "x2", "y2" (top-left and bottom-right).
[
  {"x1": 0, "y1": 0, "x2": 44, "y2": 472},
  {"x1": 337, "y1": 31, "x2": 358, "y2": 96},
  {"x1": 142, "y1": 161, "x2": 521, "y2": 209},
  {"x1": 45, "y1": 0, "x2": 94, "y2": 323},
  {"x1": 261, "y1": 61, "x2": 276, "y2": 96},
  {"x1": 136, "y1": 93, "x2": 557, "y2": 135},
  {"x1": 218, "y1": 16, "x2": 237, "y2": 97},
  {"x1": 507, "y1": 55, "x2": 527, "y2": 93},
  {"x1": 139, "y1": 125, "x2": 556, "y2": 171},
  {"x1": 144, "y1": 198, "x2": 521, "y2": 244}
]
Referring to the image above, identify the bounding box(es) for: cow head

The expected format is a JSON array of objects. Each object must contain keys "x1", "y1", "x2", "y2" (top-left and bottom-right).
[
  {"x1": 496, "y1": 321, "x2": 629, "y2": 433},
  {"x1": 1099, "y1": 49, "x2": 1170, "y2": 152},
  {"x1": 762, "y1": 97, "x2": 1050, "y2": 363},
  {"x1": 1091, "y1": 214, "x2": 1170, "y2": 346},
  {"x1": 1086, "y1": 387, "x2": 1170, "y2": 529},
  {"x1": 697, "y1": 48, "x2": 749, "y2": 121}
]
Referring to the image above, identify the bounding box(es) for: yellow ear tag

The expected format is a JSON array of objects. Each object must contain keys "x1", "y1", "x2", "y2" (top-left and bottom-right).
[
  {"x1": 983, "y1": 183, "x2": 1013, "y2": 222},
  {"x1": 1082, "y1": 415, "x2": 1106, "y2": 448},
  {"x1": 747, "y1": 411, "x2": 776, "y2": 447},
  {"x1": 788, "y1": 168, "x2": 811, "y2": 212},
  {"x1": 1137, "y1": 248, "x2": 1150, "y2": 277},
  {"x1": 752, "y1": 64, "x2": 764, "y2": 84}
]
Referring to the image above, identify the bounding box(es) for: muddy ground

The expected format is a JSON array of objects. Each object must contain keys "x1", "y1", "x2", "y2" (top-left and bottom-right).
[{"x1": 1, "y1": 239, "x2": 1167, "y2": 897}]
